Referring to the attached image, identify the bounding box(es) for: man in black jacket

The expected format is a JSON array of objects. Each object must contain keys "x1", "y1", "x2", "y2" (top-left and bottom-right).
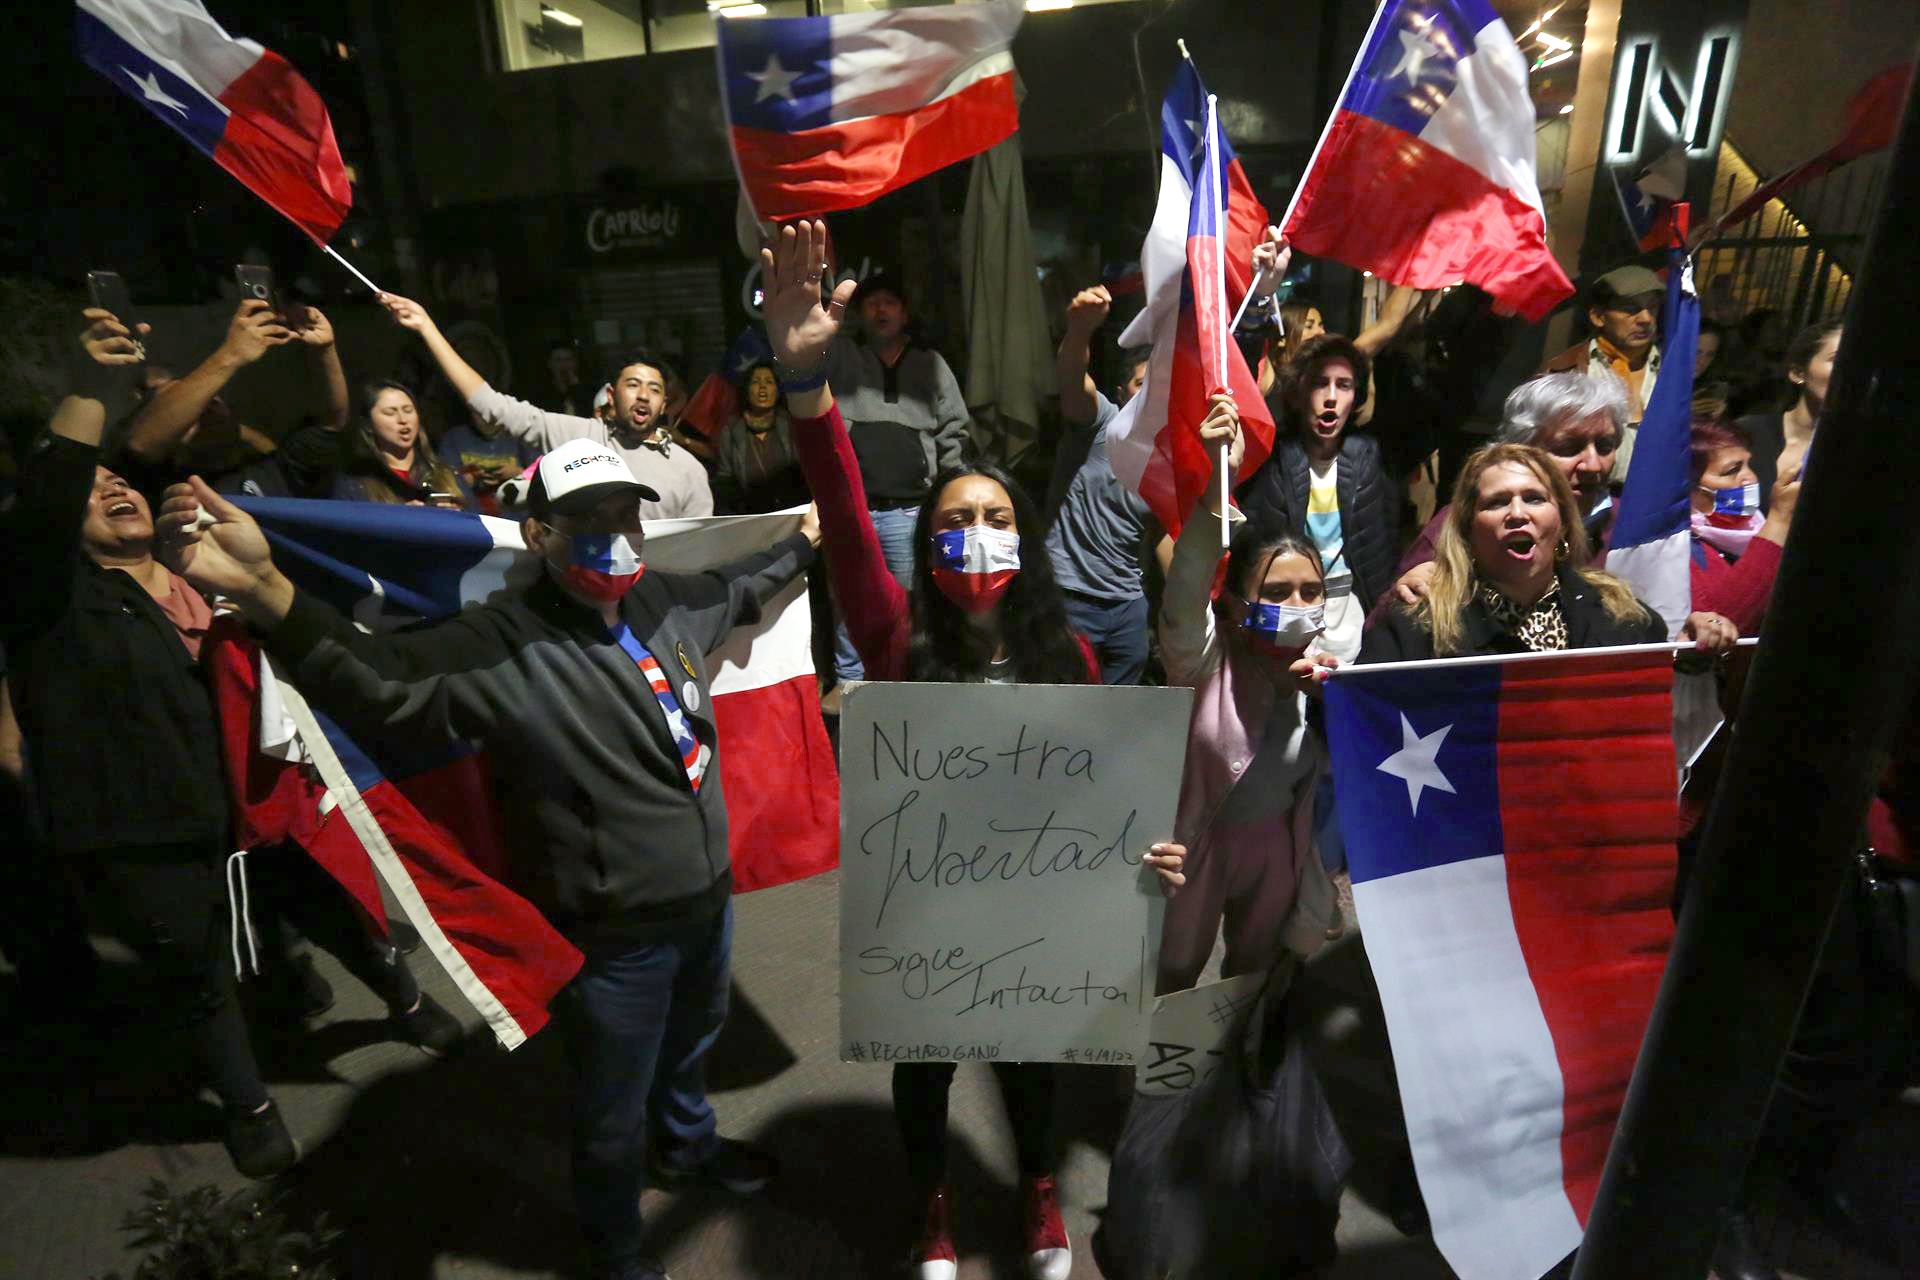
[
  {"x1": 159, "y1": 437, "x2": 821, "y2": 1280},
  {"x1": 3, "y1": 310, "x2": 299, "y2": 1178}
]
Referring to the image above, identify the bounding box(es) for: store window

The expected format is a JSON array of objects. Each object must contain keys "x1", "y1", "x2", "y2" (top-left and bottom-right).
[{"x1": 494, "y1": 0, "x2": 1133, "y2": 70}]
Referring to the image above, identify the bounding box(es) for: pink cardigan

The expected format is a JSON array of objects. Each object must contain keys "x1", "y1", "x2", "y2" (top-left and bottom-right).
[{"x1": 1159, "y1": 506, "x2": 1337, "y2": 959}]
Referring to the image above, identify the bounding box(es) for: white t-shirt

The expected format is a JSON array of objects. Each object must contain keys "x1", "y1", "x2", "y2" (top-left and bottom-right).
[{"x1": 1306, "y1": 457, "x2": 1363, "y2": 662}]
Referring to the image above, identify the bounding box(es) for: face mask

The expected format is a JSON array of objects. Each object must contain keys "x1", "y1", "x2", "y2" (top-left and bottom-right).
[
  {"x1": 553, "y1": 530, "x2": 645, "y2": 602},
  {"x1": 929, "y1": 525, "x2": 1021, "y2": 614},
  {"x1": 1700, "y1": 480, "x2": 1760, "y2": 521},
  {"x1": 1242, "y1": 600, "x2": 1324, "y2": 657}
]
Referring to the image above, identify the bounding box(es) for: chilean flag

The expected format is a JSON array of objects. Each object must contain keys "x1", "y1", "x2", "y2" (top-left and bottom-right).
[
  {"x1": 76, "y1": 0, "x2": 352, "y2": 245},
  {"x1": 929, "y1": 525, "x2": 1020, "y2": 610},
  {"x1": 208, "y1": 501, "x2": 839, "y2": 1049},
  {"x1": 1325, "y1": 649, "x2": 1677, "y2": 1280},
  {"x1": 1283, "y1": 0, "x2": 1573, "y2": 321},
  {"x1": 1105, "y1": 60, "x2": 1275, "y2": 540},
  {"x1": 716, "y1": 0, "x2": 1023, "y2": 222},
  {"x1": 1606, "y1": 254, "x2": 1700, "y2": 639}
]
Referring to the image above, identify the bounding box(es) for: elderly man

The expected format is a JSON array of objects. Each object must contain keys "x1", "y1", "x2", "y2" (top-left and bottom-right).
[
  {"x1": 158, "y1": 438, "x2": 820, "y2": 1280},
  {"x1": 1539, "y1": 264, "x2": 1665, "y2": 480},
  {"x1": 1380, "y1": 370, "x2": 1629, "y2": 612}
]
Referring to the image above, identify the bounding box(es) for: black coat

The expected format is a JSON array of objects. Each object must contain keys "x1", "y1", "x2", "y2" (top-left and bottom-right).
[
  {"x1": 4, "y1": 436, "x2": 230, "y2": 852},
  {"x1": 1361, "y1": 565, "x2": 1668, "y2": 662},
  {"x1": 1239, "y1": 431, "x2": 1399, "y2": 613}
]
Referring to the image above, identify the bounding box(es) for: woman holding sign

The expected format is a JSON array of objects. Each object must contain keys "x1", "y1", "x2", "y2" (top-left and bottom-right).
[
  {"x1": 1155, "y1": 395, "x2": 1343, "y2": 995},
  {"x1": 766, "y1": 220, "x2": 1185, "y2": 1280}
]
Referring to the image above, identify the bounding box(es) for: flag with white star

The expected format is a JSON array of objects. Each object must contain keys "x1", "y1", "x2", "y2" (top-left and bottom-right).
[
  {"x1": 715, "y1": 0, "x2": 1024, "y2": 221},
  {"x1": 75, "y1": 0, "x2": 351, "y2": 245},
  {"x1": 1281, "y1": 0, "x2": 1572, "y2": 320},
  {"x1": 1322, "y1": 646, "x2": 1678, "y2": 1280}
]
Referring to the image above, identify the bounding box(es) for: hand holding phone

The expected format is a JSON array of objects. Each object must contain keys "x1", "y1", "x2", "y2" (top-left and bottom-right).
[{"x1": 85, "y1": 270, "x2": 145, "y2": 361}]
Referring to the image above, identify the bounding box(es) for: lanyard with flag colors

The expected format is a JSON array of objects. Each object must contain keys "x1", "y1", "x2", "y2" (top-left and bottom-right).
[
  {"x1": 1106, "y1": 58, "x2": 1275, "y2": 541},
  {"x1": 75, "y1": 0, "x2": 352, "y2": 246},
  {"x1": 1281, "y1": 0, "x2": 1572, "y2": 321},
  {"x1": 609, "y1": 623, "x2": 708, "y2": 793},
  {"x1": 715, "y1": 0, "x2": 1023, "y2": 221},
  {"x1": 207, "y1": 501, "x2": 838, "y2": 1050},
  {"x1": 1324, "y1": 646, "x2": 1678, "y2": 1280}
]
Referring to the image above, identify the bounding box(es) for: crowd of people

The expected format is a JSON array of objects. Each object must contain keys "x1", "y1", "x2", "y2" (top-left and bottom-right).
[{"x1": 1, "y1": 211, "x2": 1912, "y2": 1280}]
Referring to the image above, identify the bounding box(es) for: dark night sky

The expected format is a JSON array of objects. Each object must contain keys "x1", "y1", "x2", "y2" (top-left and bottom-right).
[{"x1": 4, "y1": 1, "x2": 360, "y2": 301}]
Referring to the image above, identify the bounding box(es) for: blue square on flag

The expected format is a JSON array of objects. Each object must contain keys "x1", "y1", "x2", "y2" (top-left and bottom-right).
[{"x1": 718, "y1": 17, "x2": 834, "y2": 132}]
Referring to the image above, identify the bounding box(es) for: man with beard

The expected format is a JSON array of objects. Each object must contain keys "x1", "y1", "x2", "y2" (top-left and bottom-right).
[
  {"x1": 117, "y1": 298, "x2": 351, "y2": 499},
  {"x1": 1379, "y1": 370, "x2": 1630, "y2": 612},
  {"x1": 1044, "y1": 285, "x2": 1155, "y2": 684},
  {"x1": 1540, "y1": 265, "x2": 1665, "y2": 480},
  {"x1": 377, "y1": 292, "x2": 712, "y2": 520}
]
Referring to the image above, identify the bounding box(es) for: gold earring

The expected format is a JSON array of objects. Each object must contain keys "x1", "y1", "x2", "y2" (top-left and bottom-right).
[{"x1": 1555, "y1": 539, "x2": 1570, "y2": 563}]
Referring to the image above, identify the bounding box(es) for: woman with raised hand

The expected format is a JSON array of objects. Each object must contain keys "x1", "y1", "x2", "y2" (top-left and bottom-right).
[
  {"x1": 1155, "y1": 392, "x2": 1341, "y2": 995},
  {"x1": 766, "y1": 219, "x2": 1183, "y2": 1280},
  {"x1": 1735, "y1": 319, "x2": 1839, "y2": 510}
]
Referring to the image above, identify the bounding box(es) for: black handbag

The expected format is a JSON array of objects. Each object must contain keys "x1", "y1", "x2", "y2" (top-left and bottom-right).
[{"x1": 1857, "y1": 849, "x2": 1920, "y2": 992}]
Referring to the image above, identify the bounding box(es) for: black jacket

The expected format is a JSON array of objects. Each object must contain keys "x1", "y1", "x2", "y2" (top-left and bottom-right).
[
  {"x1": 1361, "y1": 565, "x2": 1667, "y2": 662},
  {"x1": 1239, "y1": 430, "x2": 1399, "y2": 613},
  {"x1": 4, "y1": 436, "x2": 230, "y2": 852},
  {"x1": 262, "y1": 535, "x2": 814, "y2": 941}
]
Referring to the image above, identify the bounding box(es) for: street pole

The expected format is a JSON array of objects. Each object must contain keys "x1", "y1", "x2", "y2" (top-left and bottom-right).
[{"x1": 1572, "y1": 54, "x2": 1920, "y2": 1280}]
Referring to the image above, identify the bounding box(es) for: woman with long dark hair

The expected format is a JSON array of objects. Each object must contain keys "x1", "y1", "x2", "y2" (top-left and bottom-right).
[
  {"x1": 332, "y1": 379, "x2": 470, "y2": 508},
  {"x1": 766, "y1": 220, "x2": 1183, "y2": 1280},
  {"x1": 1734, "y1": 319, "x2": 1840, "y2": 510}
]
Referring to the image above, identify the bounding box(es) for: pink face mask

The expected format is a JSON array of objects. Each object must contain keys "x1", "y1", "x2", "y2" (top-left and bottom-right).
[
  {"x1": 556, "y1": 531, "x2": 645, "y2": 602},
  {"x1": 928, "y1": 525, "x2": 1021, "y2": 614}
]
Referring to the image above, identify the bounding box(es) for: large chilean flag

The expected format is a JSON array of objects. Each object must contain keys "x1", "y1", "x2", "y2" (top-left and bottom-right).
[
  {"x1": 1324, "y1": 647, "x2": 1678, "y2": 1280},
  {"x1": 209, "y1": 502, "x2": 839, "y2": 1050},
  {"x1": 716, "y1": 0, "x2": 1023, "y2": 221},
  {"x1": 1105, "y1": 60, "x2": 1274, "y2": 539},
  {"x1": 1283, "y1": 0, "x2": 1572, "y2": 321},
  {"x1": 76, "y1": 0, "x2": 352, "y2": 245}
]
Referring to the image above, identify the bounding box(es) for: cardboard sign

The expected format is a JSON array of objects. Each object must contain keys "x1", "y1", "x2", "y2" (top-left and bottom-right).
[
  {"x1": 1136, "y1": 972, "x2": 1269, "y2": 1097},
  {"x1": 837, "y1": 682, "x2": 1193, "y2": 1065}
]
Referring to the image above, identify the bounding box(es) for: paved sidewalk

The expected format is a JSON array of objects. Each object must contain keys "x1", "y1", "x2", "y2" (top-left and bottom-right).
[{"x1": 0, "y1": 870, "x2": 1906, "y2": 1278}]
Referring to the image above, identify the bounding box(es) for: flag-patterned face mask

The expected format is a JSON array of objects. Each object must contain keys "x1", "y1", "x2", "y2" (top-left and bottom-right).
[
  {"x1": 1242, "y1": 600, "x2": 1325, "y2": 658},
  {"x1": 555, "y1": 531, "x2": 645, "y2": 602},
  {"x1": 929, "y1": 525, "x2": 1021, "y2": 614},
  {"x1": 1700, "y1": 480, "x2": 1761, "y2": 523}
]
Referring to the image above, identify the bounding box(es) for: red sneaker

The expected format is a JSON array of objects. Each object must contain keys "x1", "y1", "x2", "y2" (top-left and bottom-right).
[
  {"x1": 1021, "y1": 1174, "x2": 1071, "y2": 1280},
  {"x1": 912, "y1": 1184, "x2": 957, "y2": 1280}
]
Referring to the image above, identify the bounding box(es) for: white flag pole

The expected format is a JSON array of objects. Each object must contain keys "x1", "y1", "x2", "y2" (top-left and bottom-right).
[
  {"x1": 1207, "y1": 94, "x2": 1234, "y2": 550},
  {"x1": 322, "y1": 243, "x2": 383, "y2": 296}
]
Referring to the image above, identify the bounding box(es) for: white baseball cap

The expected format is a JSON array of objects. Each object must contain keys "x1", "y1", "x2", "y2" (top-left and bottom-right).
[{"x1": 526, "y1": 438, "x2": 659, "y2": 518}]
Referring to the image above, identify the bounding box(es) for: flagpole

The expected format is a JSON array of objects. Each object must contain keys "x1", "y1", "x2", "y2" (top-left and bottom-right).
[
  {"x1": 1206, "y1": 94, "x2": 1234, "y2": 551},
  {"x1": 322, "y1": 243, "x2": 383, "y2": 295},
  {"x1": 1327, "y1": 637, "x2": 1757, "y2": 677}
]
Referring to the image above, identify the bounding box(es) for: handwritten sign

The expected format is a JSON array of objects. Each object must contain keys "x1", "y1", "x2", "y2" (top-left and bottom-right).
[
  {"x1": 838, "y1": 682, "x2": 1193, "y2": 1065},
  {"x1": 1136, "y1": 972, "x2": 1268, "y2": 1097}
]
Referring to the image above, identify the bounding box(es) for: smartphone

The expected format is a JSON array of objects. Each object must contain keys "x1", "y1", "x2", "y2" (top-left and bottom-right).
[
  {"x1": 234, "y1": 263, "x2": 280, "y2": 314},
  {"x1": 427, "y1": 491, "x2": 461, "y2": 503},
  {"x1": 85, "y1": 269, "x2": 146, "y2": 359}
]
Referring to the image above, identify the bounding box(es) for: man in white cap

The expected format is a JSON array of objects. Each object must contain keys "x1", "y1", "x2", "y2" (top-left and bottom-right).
[{"x1": 156, "y1": 440, "x2": 820, "y2": 1280}]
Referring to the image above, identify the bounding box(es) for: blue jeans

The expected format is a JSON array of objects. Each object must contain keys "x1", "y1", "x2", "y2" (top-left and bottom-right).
[
  {"x1": 833, "y1": 505, "x2": 919, "y2": 681},
  {"x1": 559, "y1": 904, "x2": 732, "y2": 1274},
  {"x1": 1060, "y1": 590, "x2": 1150, "y2": 685}
]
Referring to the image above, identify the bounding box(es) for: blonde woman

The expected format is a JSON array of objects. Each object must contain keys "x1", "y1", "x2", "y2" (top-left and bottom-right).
[{"x1": 1363, "y1": 442, "x2": 1737, "y2": 661}]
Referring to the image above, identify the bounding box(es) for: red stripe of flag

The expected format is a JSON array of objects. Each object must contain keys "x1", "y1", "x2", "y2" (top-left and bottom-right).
[
  {"x1": 1494, "y1": 655, "x2": 1677, "y2": 1223},
  {"x1": 732, "y1": 71, "x2": 1018, "y2": 221},
  {"x1": 213, "y1": 49, "x2": 352, "y2": 245}
]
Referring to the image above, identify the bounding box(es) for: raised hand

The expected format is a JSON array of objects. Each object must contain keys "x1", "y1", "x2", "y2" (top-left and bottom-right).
[
  {"x1": 1250, "y1": 225, "x2": 1292, "y2": 299},
  {"x1": 156, "y1": 477, "x2": 294, "y2": 621},
  {"x1": 79, "y1": 308, "x2": 148, "y2": 368},
  {"x1": 1198, "y1": 392, "x2": 1244, "y2": 475},
  {"x1": 295, "y1": 304, "x2": 336, "y2": 348},
  {"x1": 222, "y1": 299, "x2": 295, "y2": 365},
  {"x1": 760, "y1": 220, "x2": 857, "y2": 371},
  {"x1": 378, "y1": 291, "x2": 439, "y2": 337},
  {"x1": 1065, "y1": 285, "x2": 1112, "y2": 335}
]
